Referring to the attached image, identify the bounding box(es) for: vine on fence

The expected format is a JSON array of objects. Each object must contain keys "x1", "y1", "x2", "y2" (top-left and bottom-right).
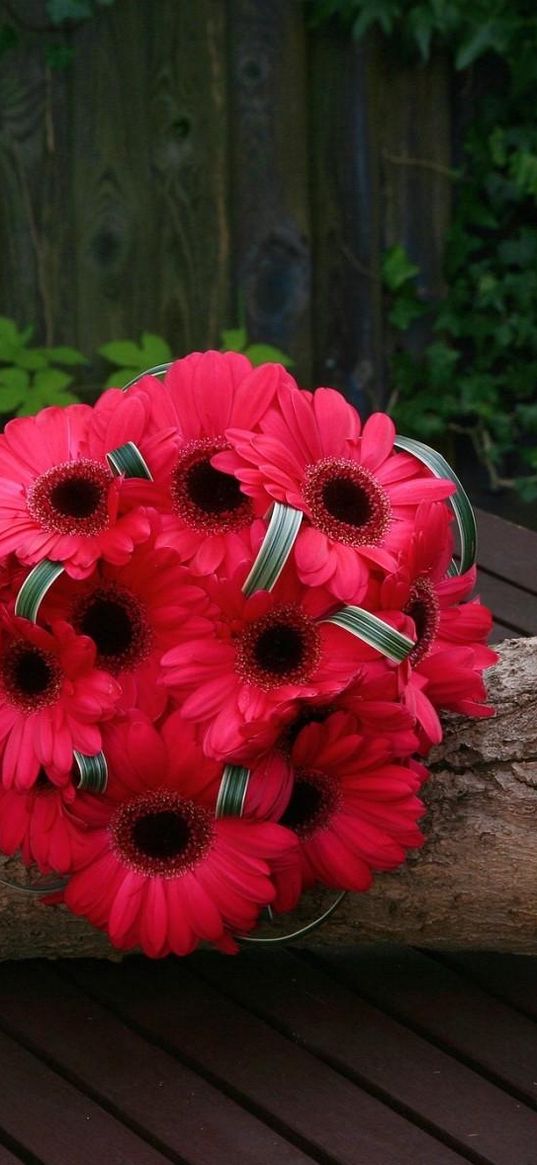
[{"x1": 307, "y1": 0, "x2": 537, "y2": 498}]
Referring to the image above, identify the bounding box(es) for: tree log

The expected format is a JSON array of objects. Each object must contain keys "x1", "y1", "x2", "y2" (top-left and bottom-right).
[{"x1": 0, "y1": 636, "x2": 535, "y2": 961}]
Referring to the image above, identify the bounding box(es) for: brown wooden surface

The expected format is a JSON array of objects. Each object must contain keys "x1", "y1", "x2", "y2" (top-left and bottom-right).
[
  {"x1": 474, "y1": 507, "x2": 537, "y2": 641},
  {"x1": 0, "y1": 0, "x2": 470, "y2": 398},
  {"x1": 0, "y1": 948, "x2": 535, "y2": 1164}
]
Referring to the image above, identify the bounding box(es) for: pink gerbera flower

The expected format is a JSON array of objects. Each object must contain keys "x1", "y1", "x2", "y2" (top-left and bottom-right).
[
  {"x1": 41, "y1": 530, "x2": 207, "y2": 720},
  {"x1": 0, "y1": 404, "x2": 151, "y2": 578},
  {"x1": 232, "y1": 660, "x2": 418, "y2": 762},
  {"x1": 56, "y1": 714, "x2": 299, "y2": 956},
  {"x1": 369, "y1": 502, "x2": 498, "y2": 747},
  {"x1": 97, "y1": 350, "x2": 297, "y2": 576},
  {"x1": 214, "y1": 386, "x2": 455, "y2": 602},
  {"x1": 0, "y1": 769, "x2": 86, "y2": 874},
  {"x1": 161, "y1": 561, "x2": 410, "y2": 759},
  {"x1": 273, "y1": 713, "x2": 426, "y2": 904},
  {"x1": 0, "y1": 608, "x2": 120, "y2": 789}
]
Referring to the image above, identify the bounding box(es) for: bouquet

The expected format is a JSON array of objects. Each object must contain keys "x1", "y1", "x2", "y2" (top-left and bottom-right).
[{"x1": 0, "y1": 351, "x2": 496, "y2": 956}]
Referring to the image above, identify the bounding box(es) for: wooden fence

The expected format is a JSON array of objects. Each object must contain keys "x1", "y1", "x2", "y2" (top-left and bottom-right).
[{"x1": 0, "y1": 0, "x2": 457, "y2": 408}]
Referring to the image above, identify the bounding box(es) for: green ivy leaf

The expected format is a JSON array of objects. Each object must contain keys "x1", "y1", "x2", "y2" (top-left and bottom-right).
[
  {"x1": 139, "y1": 332, "x2": 172, "y2": 365},
  {"x1": 103, "y1": 367, "x2": 139, "y2": 389},
  {"x1": 15, "y1": 350, "x2": 48, "y2": 371},
  {"x1": 99, "y1": 333, "x2": 171, "y2": 370},
  {"x1": 220, "y1": 327, "x2": 248, "y2": 352},
  {"x1": 42, "y1": 346, "x2": 88, "y2": 365},
  {"x1": 243, "y1": 343, "x2": 294, "y2": 368},
  {"x1": 32, "y1": 368, "x2": 73, "y2": 395},
  {"x1": 382, "y1": 245, "x2": 420, "y2": 290},
  {"x1": 455, "y1": 23, "x2": 502, "y2": 70},
  {"x1": 388, "y1": 296, "x2": 426, "y2": 330},
  {"x1": 98, "y1": 340, "x2": 147, "y2": 367}
]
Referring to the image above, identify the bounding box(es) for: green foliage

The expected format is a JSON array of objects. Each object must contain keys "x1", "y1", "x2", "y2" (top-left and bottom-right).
[
  {"x1": 308, "y1": 0, "x2": 537, "y2": 497},
  {"x1": 98, "y1": 333, "x2": 173, "y2": 388},
  {"x1": 305, "y1": 0, "x2": 537, "y2": 74},
  {"x1": 0, "y1": 319, "x2": 86, "y2": 417},
  {"x1": 220, "y1": 327, "x2": 294, "y2": 368}
]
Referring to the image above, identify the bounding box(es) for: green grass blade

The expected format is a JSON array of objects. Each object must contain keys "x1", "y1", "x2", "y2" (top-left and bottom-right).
[
  {"x1": 106, "y1": 441, "x2": 153, "y2": 479},
  {"x1": 14, "y1": 560, "x2": 64, "y2": 623},
  {"x1": 73, "y1": 750, "x2": 109, "y2": 794},
  {"x1": 394, "y1": 434, "x2": 477, "y2": 574},
  {"x1": 121, "y1": 362, "x2": 172, "y2": 391},
  {"x1": 324, "y1": 605, "x2": 415, "y2": 663},
  {"x1": 242, "y1": 503, "x2": 302, "y2": 595},
  {"x1": 215, "y1": 765, "x2": 251, "y2": 818}
]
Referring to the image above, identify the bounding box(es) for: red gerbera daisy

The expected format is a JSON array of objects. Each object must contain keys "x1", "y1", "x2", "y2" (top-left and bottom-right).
[
  {"x1": 100, "y1": 351, "x2": 297, "y2": 576},
  {"x1": 273, "y1": 713, "x2": 426, "y2": 904},
  {"x1": 214, "y1": 386, "x2": 455, "y2": 602},
  {"x1": 231, "y1": 660, "x2": 418, "y2": 762},
  {"x1": 56, "y1": 714, "x2": 299, "y2": 956},
  {"x1": 0, "y1": 608, "x2": 120, "y2": 789},
  {"x1": 41, "y1": 530, "x2": 207, "y2": 720},
  {"x1": 160, "y1": 561, "x2": 409, "y2": 759},
  {"x1": 369, "y1": 502, "x2": 498, "y2": 748},
  {"x1": 0, "y1": 767, "x2": 87, "y2": 874},
  {"x1": 0, "y1": 404, "x2": 151, "y2": 578}
]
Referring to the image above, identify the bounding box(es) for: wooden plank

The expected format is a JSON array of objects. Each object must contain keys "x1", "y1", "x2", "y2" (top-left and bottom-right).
[
  {"x1": 310, "y1": 946, "x2": 537, "y2": 1107},
  {"x1": 194, "y1": 947, "x2": 537, "y2": 1165},
  {"x1": 228, "y1": 0, "x2": 311, "y2": 384},
  {"x1": 70, "y1": 957, "x2": 468, "y2": 1165},
  {"x1": 438, "y1": 953, "x2": 537, "y2": 1022},
  {"x1": 0, "y1": 1146, "x2": 25, "y2": 1165},
  {"x1": 0, "y1": 1026, "x2": 169, "y2": 1165},
  {"x1": 475, "y1": 570, "x2": 537, "y2": 636},
  {"x1": 308, "y1": 29, "x2": 383, "y2": 409},
  {"x1": 70, "y1": 0, "x2": 230, "y2": 360},
  {"x1": 476, "y1": 509, "x2": 537, "y2": 593},
  {"x1": 0, "y1": 0, "x2": 69, "y2": 344},
  {"x1": 0, "y1": 961, "x2": 310, "y2": 1165}
]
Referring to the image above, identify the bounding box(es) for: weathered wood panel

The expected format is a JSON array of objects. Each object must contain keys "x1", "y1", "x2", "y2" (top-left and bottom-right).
[
  {"x1": 70, "y1": 0, "x2": 230, "y2": 358},
  {"x1": 0, "y1": 2, "x2": 476, "y2": 403},
  {"x1": 309, "y1": 29, "x2": 384, "y2": 408},
  {"x1": 228, "y1": 0, "x2": 311, "y2": 384}
]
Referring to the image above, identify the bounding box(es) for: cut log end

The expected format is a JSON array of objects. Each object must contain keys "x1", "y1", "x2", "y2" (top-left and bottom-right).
[{"x1": 1, "y1": 637, "x2": 535, "y2": 960}]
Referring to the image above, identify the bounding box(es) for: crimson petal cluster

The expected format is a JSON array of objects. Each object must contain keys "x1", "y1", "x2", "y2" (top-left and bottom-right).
[{"x1": 0, "y1": 351, "x2": 497, "y2": 956}]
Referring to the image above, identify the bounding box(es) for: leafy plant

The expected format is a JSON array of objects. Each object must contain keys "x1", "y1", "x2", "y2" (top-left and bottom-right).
[
  {"x1": 309, "y1": 0, "x2": 537, "y2": 498},
  {"x1": 98, "y1": 333, "x2": 173, "y2": 388},
  {"x1": 220, "y1": 327, "x2": 294, "y2": 368},
  {"x1": 0, "y1": 318, "x2": 86, "y2": 418}
]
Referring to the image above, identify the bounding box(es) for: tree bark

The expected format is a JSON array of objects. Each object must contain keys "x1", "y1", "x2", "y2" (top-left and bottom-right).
[{"x1": 1, "y1": 636, "x2": 536, "y2": 961}]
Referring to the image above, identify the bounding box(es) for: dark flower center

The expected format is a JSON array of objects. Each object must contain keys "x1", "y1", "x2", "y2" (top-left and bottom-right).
[
  {"x1": 303, "y1": 457, "x2": 391, "y2": 547},
  {"x1": 280, "y1": 703, "x2": 334, "y2": 752},
  {"x1": 111, "y1": 790, "x2": 214, "y2": 878},
  {"x1": 404, "y1": 576, "x2": 441, "y2": 665},
  {"x1": 27, "y1": 459, "x2": 112, "y2": 537},
  {"x1": 170, "y1": 437, "x2": 252, "y2": 533},
  {"x1": 280, "y1": 769, "x2": 341, "y2": 840},
  {"x1": 73, "y1": 583, "x2": 151, "y2": 673},
  {"x1": 1, "y1": 640, "x2": 62, "y2": 710},
  {"x1": 236, "y1": 603, "x2": 322, "y2": 691},
  {"x1": 133, "y1": 811, "x2": 189, "y2": 860}
]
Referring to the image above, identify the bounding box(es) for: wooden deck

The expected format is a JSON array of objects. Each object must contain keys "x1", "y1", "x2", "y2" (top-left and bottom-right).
[{"x1": 0, "y1": 506, "x2": 535, "y2": 1165}]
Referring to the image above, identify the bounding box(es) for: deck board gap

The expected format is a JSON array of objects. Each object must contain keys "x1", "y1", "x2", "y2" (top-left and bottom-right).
[
  {"x1": 299, "y1": 950, "x2": 537, "y2": 1112},
  {"x1": 189, "y1": 961, "x2": 492, "y2": 1165},
  {"x1": 0, "y1": 1008, "x2": 188, "y2": 1165},
  {"x1": 55, "y1": 965, "x2": 331, "y2": 1165}
]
